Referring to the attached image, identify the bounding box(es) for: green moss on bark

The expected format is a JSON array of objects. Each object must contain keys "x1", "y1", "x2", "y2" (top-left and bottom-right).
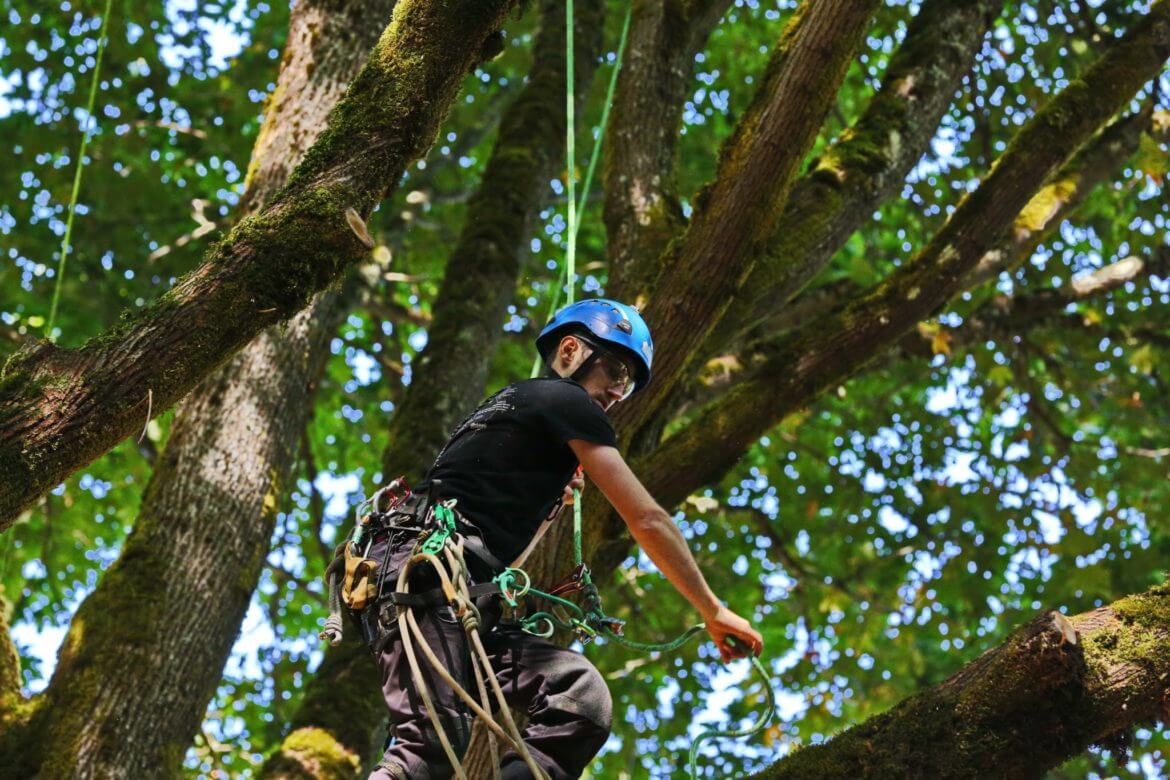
[
  {"x1": 260, "y1": 727, "x2": 362, "y2": 780},
  {"x1": 263, "y1": 639, "x2": 385, "y2": 777},
  {"x1": 0, "y1": 0, "x2": 519, "y2": 529}
]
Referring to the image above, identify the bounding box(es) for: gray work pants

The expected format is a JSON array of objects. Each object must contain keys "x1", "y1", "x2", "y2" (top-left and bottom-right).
[{"x1": 366, "y1": 538, "x2": 612, "y2": 780}]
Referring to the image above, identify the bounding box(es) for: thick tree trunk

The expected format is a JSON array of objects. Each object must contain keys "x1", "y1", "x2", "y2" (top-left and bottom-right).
[
  {"x1": 610, "y1": 0, "x2": 880, "y2": 439},
  {"x1": 601, "y1": 0, "x2": 732, "y2": 295},
  {"x1": 752, "y1": 582, "x2": 1170, "y2": 778},
  {"x1": 0, "y1": 0, "x2": 517, "y2": 528},
  {"x1": 0, "y1": 2, "x2": 395, "y2": 776}
]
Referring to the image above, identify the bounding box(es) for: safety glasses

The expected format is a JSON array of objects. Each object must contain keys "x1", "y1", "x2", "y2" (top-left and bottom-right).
[{"x1": 576, "y1": 336, "x2": 636, "y2": 401}]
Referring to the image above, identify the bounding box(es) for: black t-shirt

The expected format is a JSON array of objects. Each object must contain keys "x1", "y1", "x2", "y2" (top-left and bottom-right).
[{"x1": 418, "y1": 378, "x2": 618, "y2": 565}]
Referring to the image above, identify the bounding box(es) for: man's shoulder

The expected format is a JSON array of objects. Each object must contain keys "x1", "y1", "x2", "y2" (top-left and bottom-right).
[{"x1": 516, "y1": 377, "x2": 591, "y2": 403}]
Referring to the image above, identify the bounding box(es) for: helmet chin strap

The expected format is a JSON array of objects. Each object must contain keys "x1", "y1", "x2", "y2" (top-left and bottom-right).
[{"x1": 569, "y1": 350, "x2": 601, "y2": 385}]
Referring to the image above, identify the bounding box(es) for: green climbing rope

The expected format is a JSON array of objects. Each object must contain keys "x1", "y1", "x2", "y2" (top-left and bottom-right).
[
  {"x1": 529, "y1": 2, "x2": 633, "y2": 381},
  {"x1": 687, "y1": 636, "x2": 776, "y2": 779},
  {"x1": 564, "y1": 0, "x2": 576, "y2": 311},
  {"x1": 47, "y1": 0, "x2": 115, "y2": 340}
]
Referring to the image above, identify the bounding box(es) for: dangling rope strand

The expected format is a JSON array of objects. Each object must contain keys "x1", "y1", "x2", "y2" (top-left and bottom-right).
[
  {"x1": 564, "y1": 0, "x2": 576, "y2": 305},
  {"x1": 529, "y1": 2, "x2": 633, "y2": 380},
  {"x1": 47, "y1": 0, "x2": 115, "y2": 340}
]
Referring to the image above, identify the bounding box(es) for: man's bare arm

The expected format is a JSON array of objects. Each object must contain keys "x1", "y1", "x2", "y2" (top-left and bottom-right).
[{"x1": 568, "y1": 439, "x2": 763, "y2": 661}]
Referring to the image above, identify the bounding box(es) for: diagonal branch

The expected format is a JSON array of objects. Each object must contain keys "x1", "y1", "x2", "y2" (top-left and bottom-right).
[
  {"x1": 692, "y1": 112, "x2": 1158, "y2": 417},
  {"x1": 602, "y1": 0, "x2": 733, "y2": 295},
  {"x1": 895, "y1": 250, "x2": 1170, "y2": 363},
  {"x1": 700, "y1": 0, "x2": 1005, "y2": 359},
  {"x1": 964, "y1": 104, "x2": 1153, "y2": 288},
  {"x1": 753, "y1": 582, "x2": 1170, "y2": 778},
  {"x1": 637, "y1": 1, "x2": 1170, "y2": 511},
  {"x1": 612, "y1": 0, "x2": 881, "y2": 438},
  {"x1": 0, "y1": 0, "x2": 518, "y2": 529}
]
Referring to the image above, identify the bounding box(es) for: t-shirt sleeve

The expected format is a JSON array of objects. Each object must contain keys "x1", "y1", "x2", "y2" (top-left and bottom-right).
[{"x1": 532, "y1": 381, "x2": 618, "y2": 448}]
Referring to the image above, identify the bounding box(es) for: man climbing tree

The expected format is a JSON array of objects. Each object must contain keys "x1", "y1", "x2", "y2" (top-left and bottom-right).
[
  {"x1": 345, "y1": 299, "x2": 762, "y2": 778},
  {"x1": 4, "y1": 0, "x2": 1170, "y2": 777}
]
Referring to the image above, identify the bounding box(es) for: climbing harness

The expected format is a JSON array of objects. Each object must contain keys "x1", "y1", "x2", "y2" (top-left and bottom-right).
[
  {"x1": 321, "y1": 479, "x2": 550, "y2": 779},
  {"x1": 323, "y1": 476, "x2": 773, "y2": 779}
]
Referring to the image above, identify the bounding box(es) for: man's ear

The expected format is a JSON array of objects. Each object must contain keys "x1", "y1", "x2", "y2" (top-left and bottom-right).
[{"x1": 557, "y1": 334, "x2": 579, "y2": 366}]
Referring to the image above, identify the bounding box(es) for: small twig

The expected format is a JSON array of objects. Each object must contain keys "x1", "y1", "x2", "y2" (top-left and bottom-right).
[
  {"x1": 382, "y1": 271, "x2": 429, "y2": 284},
  {"x1": 138, "y1": 388, "x2": 153, "y2": 443},
  {"x1": 148, "y1": 199, "x2": 217, "y2": 261},
  {"x1": 1125, "y1": 446, "x2": 1170, "y2": 459}
]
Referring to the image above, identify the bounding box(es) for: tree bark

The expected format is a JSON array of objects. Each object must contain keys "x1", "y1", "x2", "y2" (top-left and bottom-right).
[
  {"x1": 636, "y1": 0, "x2": 1170, "y2": 513},
  {"x1": 0, "y1": 0, "x2": 518, "y2": 528},
  {"x1": 609, "y1": 0, "x2": 879, "y2": 442},
  {"x1": 601, "y1": 0, "x2": 732, "y2": 296},
  {"x1": 0, "y1": 595, "x2": 23, "y2": 724},
  {"x1": 625, "y1": 0, "x2": 1004, "y2": 449},
  {"x1": 698, "y1": 0, "x2": 1003, "y2": 359},
  {"x1": 0, "y1": 0, "x2": 396, "y2": 775},
  {"x1": 964, "y1": 104, "x2": 1152, "y2": 288},
  {"x1": 686, "y1": 105, "x2": 1152, "y2": 414},
  {"x1": 752, "y1": 582, "x2": 1170, "y2": 778}
]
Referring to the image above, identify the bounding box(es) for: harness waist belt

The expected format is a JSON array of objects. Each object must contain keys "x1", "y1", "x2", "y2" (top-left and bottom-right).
[{"x1": 389, "y1": 581, "x2": 503, "y2": 609}]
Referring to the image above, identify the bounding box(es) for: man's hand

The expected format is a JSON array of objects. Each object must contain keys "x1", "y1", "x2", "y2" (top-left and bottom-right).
[
  {"x1": 703, "y1": 605, "x2": 764, "y2": 663},
  {"x1": 562, "y1": 465, "x2": 585, "y2": 506}
]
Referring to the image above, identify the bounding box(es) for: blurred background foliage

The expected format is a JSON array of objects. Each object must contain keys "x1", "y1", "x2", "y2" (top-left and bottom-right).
[{"x1": 1, "y1": 0, "x2": 1168, "y2": 776}]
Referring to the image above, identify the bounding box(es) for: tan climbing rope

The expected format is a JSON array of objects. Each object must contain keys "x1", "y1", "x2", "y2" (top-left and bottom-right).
[{"x1": 395, "y1": 532, "x2": 551, "y2": 780}]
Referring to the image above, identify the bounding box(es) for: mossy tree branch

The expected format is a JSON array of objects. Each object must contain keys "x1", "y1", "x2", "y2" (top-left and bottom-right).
[
  {"x1": 609, "y1": 0, "x2": 1003, "y2": 463},
  {"x1": 0, "y1": 595, "x2": 20, "y2": 717},
  {"x1": 0, "y1": 0, "x2": 518, "y2": 529},
  {"x1": 635, "y1": 0, "x2": 1170, "y2": 512},
  {"x1": 752, "y1": 582, "x2": 1170, "y2": 778},
  {"x1": 601, "y1": 0, "x2": 733, "y2": 297},
  {"x1": 696, "y1": 0, "x2": 1005, "y2": 363},
  {"x1": 964, "y1": 103, "x2": 1153, "y2": 287},
  {"x1": 258, "y1": 638, "x2": 385, "y2": 778},
  {"x1": 682, "y1": 105, "x2": 1153, "y2": 415}
]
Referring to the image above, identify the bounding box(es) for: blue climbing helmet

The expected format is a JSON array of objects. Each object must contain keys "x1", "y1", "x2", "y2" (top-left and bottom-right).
[{"x1": 536, "y1": 298, "x2": 653, "y2": 394}]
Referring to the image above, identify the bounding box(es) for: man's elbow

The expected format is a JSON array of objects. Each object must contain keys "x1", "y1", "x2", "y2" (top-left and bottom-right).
[{"x1": 628, "y1": 507, "x2": 672, "y2": 534}]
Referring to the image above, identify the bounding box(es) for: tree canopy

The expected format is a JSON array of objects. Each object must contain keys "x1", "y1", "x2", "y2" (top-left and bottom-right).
[{"x1": 1, "y1": 0, "x2": 1169, "y2": 777}]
